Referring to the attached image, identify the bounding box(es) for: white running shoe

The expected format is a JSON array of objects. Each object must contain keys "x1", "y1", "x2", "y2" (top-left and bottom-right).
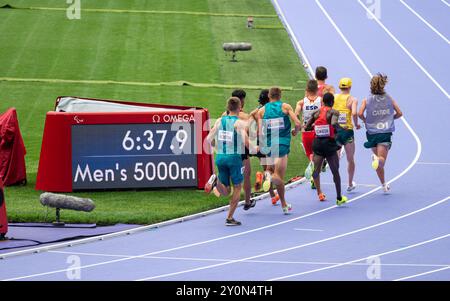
[
  {"x1": 382, "y1": 183, "x2": 391, "y2": 193},
  {"x1": 347, "y1": 181, "x2": 357, "y2": 192},
  {"x1": 282, "y1": 203, "x2": 292, "y2": 215},
  {"x1": 204, "y1": 174, "x2": 217, "y2": 194},
  {"x1": 371, "y1": 154, "x2": 379, "y2": 170}
]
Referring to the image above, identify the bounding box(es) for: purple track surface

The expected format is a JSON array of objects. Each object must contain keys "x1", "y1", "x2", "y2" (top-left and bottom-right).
[{"x1": 0, "y1": 0, "x2": 449, "y2": 281}]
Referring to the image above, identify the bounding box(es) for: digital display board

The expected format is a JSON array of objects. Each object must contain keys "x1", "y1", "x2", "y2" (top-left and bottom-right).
[{"x1": 71, "y1": 123, "x2": 197, "y2": 190}]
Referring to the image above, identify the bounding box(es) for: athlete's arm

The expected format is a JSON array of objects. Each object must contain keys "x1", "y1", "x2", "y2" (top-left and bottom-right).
[
  {"x1": 283, "y1": 103, "x2": 301, "y2": 136},
  {"x1": 358, "y1": 98, "x2": 367, "y2": 123},
  {"x1": 304, "y1": 109, "x2": 319, "y2": 131},
  {"x1": 239, "y1": 111, "x2": 250, "y2": 120},
  {"x1": 330, "y1": 109, "x2": 340, "y2": 126},
  {"x1": 257, "y1": 106, "x2": 266, "y2": 137},
  {"x1": 392, "y1": 99, "x2": 403, "y2": 119},
  {"x1": 207, "y1": 118, "x2": 221, "y2": 144},
  {"x1": 294, "y1": 99, "x2": 303, "y2": 117},
  {"x1": 235, "y1": 119, "x2": 251, "y2": 150},
  {"x1": 350, "y1": 96, "x2": 361, "y2": 129}
]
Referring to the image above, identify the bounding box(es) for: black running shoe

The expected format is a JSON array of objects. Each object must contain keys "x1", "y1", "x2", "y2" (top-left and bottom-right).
[
  {"x1": 225, "y1": 218, "x2": 242, "y2": 226},
  {"x1": 243, "y1": 199, "x2": 256, "y2": 210}
]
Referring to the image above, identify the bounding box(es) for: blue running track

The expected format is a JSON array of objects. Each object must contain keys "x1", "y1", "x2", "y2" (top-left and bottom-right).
[{"x1": 0, "y1": 0, "x2": 449, "y2": 281}]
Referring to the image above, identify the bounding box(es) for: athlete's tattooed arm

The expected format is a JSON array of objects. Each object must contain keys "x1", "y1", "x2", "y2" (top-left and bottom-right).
[{"x1": 304, "y1": 109, "x2": 319, "y2": 131}]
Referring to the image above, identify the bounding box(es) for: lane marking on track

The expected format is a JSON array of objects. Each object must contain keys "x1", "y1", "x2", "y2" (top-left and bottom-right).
[
  {"x1": 357, "y1": 0, "x2": 450, "y2": 99},
  {"x1": 293, "y1": 228, "x2": 324, "y2": 232},
  {"x1": 399, "y1": 0, "x2": 449, "y2": 44},
  {"x1": 272, "y1": 0, "x2": 314, "y2": 75},
  {"x1": 416, "y1": 162, "x2": 450, "y2": 166},
  {"x1": 440, "y1": 0, "x2": 450, "y2": 8},
  {"x1": 133, "y1": 197, "x2": 448, "y2": 280},
  {"x1": 268, "y1": 232, "x2": 450, "y2": 281},
  {"x1": 394, "y1": 266, "x2": 450, "y2": 281},
  {"x1": 47, "y1": 250, "x2": 450, "y2": 268}
]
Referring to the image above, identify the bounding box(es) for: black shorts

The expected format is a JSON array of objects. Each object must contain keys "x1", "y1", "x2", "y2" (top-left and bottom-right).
[{"x1": 312, "y1": 137, "x2": 341, "y2": 158}]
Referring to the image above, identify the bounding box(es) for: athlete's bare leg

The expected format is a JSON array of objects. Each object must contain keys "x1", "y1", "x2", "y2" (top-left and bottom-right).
[
  {"x1": 243, "y1": 159, "x2": 251, "y2": 203},
  {"x1": 312, "y1": 154, "x2": 325, "y2": 195},
  {"x1": 375, "y1": 144, "x2": 389, "y2": 185},
  {"x1": 271, "y1": 156, "x2": 288, "y2": 208},
  {"x1": 216, "y1": 181, "x2": 231, "y2": 196},
  {"x1": 227, "y1": 184, "x2": 242, "y2": 220},
  {"x1": 344, "y1": 142, "x2": 356, "y2": 187}
]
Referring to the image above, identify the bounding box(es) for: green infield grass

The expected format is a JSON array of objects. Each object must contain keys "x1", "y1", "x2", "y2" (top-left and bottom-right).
[{"x1": 0, "y1": 0, "x2": 309, "y2": 225}]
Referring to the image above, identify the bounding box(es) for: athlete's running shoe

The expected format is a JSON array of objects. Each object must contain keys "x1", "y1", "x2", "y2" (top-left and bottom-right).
[
  {"x1": 225, "y1": 218, "x2": 242, "y2": 226},
  {"x1": 282, "y1": 203, "x2": 292, "y2": 215},
  {"x1": 336, "y1": 195, "x2": 348, "y2": 206},
  {"x1": 347, "y1": 181, "x2": 357, "y2": 192},
  {"x1": 254, "y1": 171, "x2": 263, "y2": 191},
  {"x1": 271, "y1": 193, "x2": 280, "y2": 205},
  {"x1": 382, "y1": 183, "x2": 391, "y2": 193},
  {"x1": 204, "y1": 174, "x2": 217, "y2": 194},
  {"x1": 304, "y1": 161, "x2": 313, "y2": 180},
  {"x1": 310, "y1": 179, "x2": 316, "y2": 190},
  {"x1": 371, "y1": 154, "x2": 379, "y2": 170},
  {"x1": 318, "y1": 193, "x2": 326, "y2": 202},
  {"x1": 243, "y1": 199, "x2": 256, "y2": 211},
  {"x1": 262, "y1": 171, "x2": 272, "y2": 192}
]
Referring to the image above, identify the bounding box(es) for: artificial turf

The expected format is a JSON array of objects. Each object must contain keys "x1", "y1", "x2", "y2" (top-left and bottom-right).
[{"x1": 0, "y1": 0, "x2": 309, "y2": 225}]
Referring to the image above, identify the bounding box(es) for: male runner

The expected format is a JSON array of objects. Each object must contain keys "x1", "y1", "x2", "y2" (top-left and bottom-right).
[
  {"x1": 295, "y1": 79, "x2": 322, "y2": 189},
  {"x1": 316, "y1": 66, "x2": 331, "y2": 97},
  {"x1": 358, "y1": 74, "x2": 402, "y2": 193},
  {"x1": 205, "y1": 97, "x2": 250, "y2": 225},
  {"x1": 305, "y1": 93, "x2": 347, "y2": 205},
  {"x1": 221, "y1": 89, "x2": 255, "y2": 210},
  {"x1": 257, "y1": 87, "x2": 301, "y2": 214},
  {"x1": 334, "y1": 78, "x2": 361, "y2": 192},
  {"x1": 250, "y1": 89, "x2": 279, "y2": 205}
]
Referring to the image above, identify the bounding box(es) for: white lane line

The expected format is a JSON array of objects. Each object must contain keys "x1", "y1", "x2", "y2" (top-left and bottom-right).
[
  {"x1": 441, "y1": 0, "x2": 450, "y2": 8},
  {"x1": 416, "y1": 162, "x2": 450, "y2": 166},
  {"x1": 357, "y1": 0, "x2": 450, "y2": 99},
  {"x1": 400, "y1": 0, "x2": 449, "y2": 44},
  {"x1": 134, "y1": 197, "x2": 448, "y2": 281},
  {"x1": 321, "y1": 182, "x2": 378, "y2": 188},
  {"x1": 268, "y1": 233, "x2": 450, "y2": 281},
  {"x1": 394, "y1": 266, "x2": 450, "y2": 281},
  {"x1": 293, "y1": 228, "x2": 324, "y2": 232},
  {"x1": 48, "y1": 250, "x2": 450, "y2": 268},
  {"x1": 0, "y1": 0, "x2": 422, "y2": 282},
  {"x1": 312, "y1": 0, "x2": 423, "y2": 186},
  {"x1": 271, "y1": 0, "x2": 315, "y2": 75}
]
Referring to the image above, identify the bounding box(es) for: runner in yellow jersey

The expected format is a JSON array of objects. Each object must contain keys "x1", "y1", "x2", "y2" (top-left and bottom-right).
[{"x1": 333, "y1": 78, "x2": 361, "y2": 192}]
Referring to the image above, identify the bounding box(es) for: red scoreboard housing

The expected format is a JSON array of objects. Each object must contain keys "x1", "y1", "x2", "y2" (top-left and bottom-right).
[{"x1": 36, "y1": 97, "x2": 213, "y2": 192}]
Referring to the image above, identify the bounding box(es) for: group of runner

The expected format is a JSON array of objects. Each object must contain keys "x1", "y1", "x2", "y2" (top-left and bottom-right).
[{"x1": 205, "y1": 66, "x2": 403, "y2": 226}]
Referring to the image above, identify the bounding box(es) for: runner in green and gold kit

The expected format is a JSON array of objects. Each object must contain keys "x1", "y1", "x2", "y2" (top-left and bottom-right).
[{"x1": 333, "y1": 78, "x2": 360, "y2": 192}]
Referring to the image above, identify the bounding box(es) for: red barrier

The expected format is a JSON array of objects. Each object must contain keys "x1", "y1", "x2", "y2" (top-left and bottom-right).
[
  {"x1": 36, "y1": 97, "x2": 213, "y2": 192},
  {"x1": 0, "y1": 181, "x2": 7, "y2": 239}
]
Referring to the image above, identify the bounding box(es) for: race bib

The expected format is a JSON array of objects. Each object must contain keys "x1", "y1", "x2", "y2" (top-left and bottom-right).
[
  {"x1": 218, "y1": 130, "x2": 233, "y2": 142},
  {"x1": 315, "y1": 125, "x2": 331, "y2": 137},
  {"x1": 338, "y1": 112, "x2": 347, "y2": 124},
  {"x1": 266, "y1": 117, "x2": 285, "y2": 130}
]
